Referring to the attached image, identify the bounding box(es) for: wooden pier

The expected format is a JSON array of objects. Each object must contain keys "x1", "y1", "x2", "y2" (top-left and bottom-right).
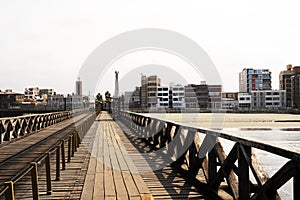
[{"x1": 0, "y1": 110, "x2": 299, "y2": 199}]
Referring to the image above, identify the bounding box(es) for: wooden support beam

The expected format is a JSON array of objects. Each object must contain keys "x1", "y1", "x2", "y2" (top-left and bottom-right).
[
  {"x1": 251, "y1": 160, "x2": 298, "y2": 199},
  {"x1": 61, "y1": 140, "x2": 66, "y2": 170},
  {"x1": 45, "y1": 152, "x2": 52, "y2": 195},
  {"x1": 294, "y1": 166, "x2": 300, "y2": 200},
  {"x1": 68, "y1": 136, "x2": 71, "y2": 162},
  {"x1": 31, "y1": 162, "x2": 40, "y2": 200},
  {"x1": 56, "y1": 145, "x2": 61, "y2": 181},
  {"x1": 4, "y1": 181, "x2": 15, "y2": 200},
  {"x1": 238, "y1": 144, "x2": 251, "y2": 200},
  {"x1": 211, "y1": 142, "x2": 239, "y2": 199}
]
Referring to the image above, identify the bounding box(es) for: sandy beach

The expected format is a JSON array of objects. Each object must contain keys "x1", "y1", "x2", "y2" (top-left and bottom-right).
[{"x1": 145, "y1": 113, "x2": 300, "y2": 128}]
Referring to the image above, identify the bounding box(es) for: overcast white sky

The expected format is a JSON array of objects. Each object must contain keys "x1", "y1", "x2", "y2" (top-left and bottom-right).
[{"x1": 1, "y1": 0, "x2": 300, "y2": 95}]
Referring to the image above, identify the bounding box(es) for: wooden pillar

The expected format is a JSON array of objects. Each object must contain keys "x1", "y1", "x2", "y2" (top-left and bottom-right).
[
  {"x1": 238, "y1": 144, "x2": 251, "y2": 200},
  {"x1": 56, "y1": 145, "x2": 60, "y2": 181},
  {"x1": 72, "y1": 133, "x2": 75, "y2": 156},
  {"x1": 45, "y1": 152, "x2": 52, "y2": 195},
  {"x1": 208, "y1": 147, "x2": 217, "y2": 184},
  {"x1": 295, "y1": 169, "x2": 300, "y2": 200},
  {"x1": 61, "y1": 140, "x2": 66, "y2": 170},
  {"x1": 68, "y1": 136, "x2": 71, "y2": 162},
  {"x1": 4, "y1": 181, "x2": 15, "y2": 200},
  {"x1": 31, "y1": 162, "x2": 39, "y2": 200}
]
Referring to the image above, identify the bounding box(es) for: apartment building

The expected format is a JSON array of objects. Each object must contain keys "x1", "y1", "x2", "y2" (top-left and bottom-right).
[
  {"x1": 157, "y1": 86, "x2": 169, "y2": 109},
  {"x1": 239, "y1": 68, "x2": 271, "y2": 92},
  {"x1": 184, "y1": 84, "x2": 198, "y2": 109},
  {"x1": 170, "y1": 85, "x2": 185, "y2": 109},
  {"x1": 251, "y1": 90, "x2": 286, "y2": 109}
]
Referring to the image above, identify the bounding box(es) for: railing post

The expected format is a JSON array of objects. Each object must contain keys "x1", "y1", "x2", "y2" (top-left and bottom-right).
[
  {"x1": 295, "y1": 167, "x2": 300, "y2": 200},
  {"x1": 238, "y1": 144, "x2": 251, "y2": 200},
  {"x1": 45, "y1": 152, "x2": 52, "y2": 195},
  {"x1": 72, "y1": 132, "x2": 75, "y2": 156},
  {"x1": 56, "y1": 145, "x2": 60, "y2": 181},
  {"x1": 31, "y1": 162, "x2": 39, "y2": 200},
  {"x1": 68, "y1": 136, "x2": 71, "y2": 162},
  {"x1": 76, "y1": 130, "x2": 81, "y2": 147},
  {"x1": 4, "y1": 181, "x2": 15, "y2": 200},
  {"x1": 61, "y1": 140, "x2": 66, "y2": 170},
  {"x1": 208, "y1": 147, "x2": 217, "y2": 184},
  {"x1": 74, "y1": 131, "x2": 78, "y2": 152}
]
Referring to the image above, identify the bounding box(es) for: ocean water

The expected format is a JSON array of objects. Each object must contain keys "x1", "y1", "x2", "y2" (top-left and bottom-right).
[{"x1": 147, "y1": 113, "x2": 300, "y2": 199}]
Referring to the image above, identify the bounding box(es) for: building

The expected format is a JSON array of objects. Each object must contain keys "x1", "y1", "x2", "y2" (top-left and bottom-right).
[
  {"x1": 184, "y1": 84, "x2": 198, "y2": 109},
  {"x1": 124, "y1": 87, "x2": 141, "y2": 110},
  {"x1": 251, "y1": 90, "x2": 286, "y2": 110},
  {"x1": 157, "y1": 86, "x2": 169, "y2": 109},
  {"x1": 39, "y1": 88, "x2": 55, "y2": 97},
  {"x1": 140, "y1": 75, "x2": 161, "y2": 109},
  {"x1": 0, "y1": 90, "x2": 24, "y2": 108},
  {"x1": 279, "y1": 65, "x2": 300, "y2": 108},
  {"x1": 291, "y1": 68, "x2": 300, "y2": 109},
  {"x1": 196, "y1": 84, "x2": 209, "y2": 109},
  {"x1": 140, "y1": 75, "x2": 148, "y2": 109},
  {"x1": 208, "y1": 85, "x2": 222, "y2": 109},
  {"x1": 222, "y1": 92, "x2": 238, "y2": 109},
  {"x1": 239, "y1": 68, "x2": 272, "y2": 92},
  {"x1": 238, "y1": 93, "x2": 251, "y2": 110},
  {"x1": 24, "y1": 87, "x2": 40, "y2": 99},
  {"x1": 279, "y1": 64, "x2": 294, "y2": 107},
  {"x1": 47, "y1": 94, "x2": 65, "y2": 109},
  {"x1": 170, "y1": 85, "x2": 185, "y2": 109},
  {"x1": 76, "y1": 78, "x2": 83, "y2": 96},
  {"x1": 66, "y1": 94, "x2": 83, "y2": 110}
]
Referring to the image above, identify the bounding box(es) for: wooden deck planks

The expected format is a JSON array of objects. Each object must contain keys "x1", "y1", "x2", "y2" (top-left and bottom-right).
[
  {"x1": 82, "y1": 112, "x2": 152, "y2": 199},
  {"x1": 7, "y1": 111, "x2": 212, "y2": 199}
]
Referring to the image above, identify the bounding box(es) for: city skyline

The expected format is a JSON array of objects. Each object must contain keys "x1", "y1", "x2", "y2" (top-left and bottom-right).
[{"x1": 1, "y1": 1, "x2": 300, "y2": 95}]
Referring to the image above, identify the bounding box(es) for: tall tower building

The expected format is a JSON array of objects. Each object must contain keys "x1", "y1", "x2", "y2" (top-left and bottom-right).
[
  {"x1": 279, "y1": 64, "x2": 294, "y2": 107},
  {"x1": 146, "y1": 75, "x2": 161, "y2": 108},
  {"x1": 291, "y1": 66, "x2": 300, "y2": 108},
  {"x1": 76, "y1": 78, "x2": 83, "y2": 96},
  {"x1": 239, "y1": 68, "x2": 271, "y2": 92},
  {"x1": 140, "y1": 75, "x2": 161, "y2": 109},
  {"x1": 140, "y1": 75, "x2": 147, "y2": 108},
  {"x1": 114, "y1": 71, "x2": 119, "y2": 97}
]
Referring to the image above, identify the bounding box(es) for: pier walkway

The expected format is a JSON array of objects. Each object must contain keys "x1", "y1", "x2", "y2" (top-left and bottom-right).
[
  {"x1": 1, "y1": 110, "x2": 299, "y2": 199},
  {"x1": 81, "y1": 112, "x2": 208, "y2": 199}
]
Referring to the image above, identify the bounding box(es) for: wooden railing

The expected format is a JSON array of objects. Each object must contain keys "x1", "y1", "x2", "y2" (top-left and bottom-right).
[
  {"x1": 0, "y1": 111, "x2": 81, "y2": 143},
  {"x1": 118, "y1": 111, "x2": 300, "y2": 200}
]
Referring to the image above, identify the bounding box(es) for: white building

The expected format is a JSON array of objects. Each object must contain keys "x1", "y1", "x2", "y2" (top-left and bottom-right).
[
  {"x1": 238, "y1": 93, "x2": 251, "y2": 110},
  {"x1": 157, "y1": 86, "x2": 169, "y2": 109}
]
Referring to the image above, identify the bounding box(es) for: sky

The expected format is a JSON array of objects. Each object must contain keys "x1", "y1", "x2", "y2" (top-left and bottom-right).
[{"x1": 1, "y1": 0, "x2": 300, "y2": 96}]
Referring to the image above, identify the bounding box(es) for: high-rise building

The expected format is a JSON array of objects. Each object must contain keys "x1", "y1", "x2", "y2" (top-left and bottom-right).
[
  {"x1": 291, "y1": 67, "x2": 300, "y2": 109},
  {"x1": 76, "y1": 78, "x2": 83, "y2": 96},
  {"x1": 239, "y1": 68, "x2": 272, "y2": 92},
  {"x1": 140, "y1": 75, "x2": 147, "y2": 108},
  {"x1": 147, "y1": 75, "x2": 161, "y2": 108},
  {"x1": 140, "y1": 75, "x2": 161, "y2": 109},
  {"x1": 279, "y1": 65, "x2": 300, "y2": 108},
  {"x1": 279, "y1": 64, "x2": 294, "y2": 107}
]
